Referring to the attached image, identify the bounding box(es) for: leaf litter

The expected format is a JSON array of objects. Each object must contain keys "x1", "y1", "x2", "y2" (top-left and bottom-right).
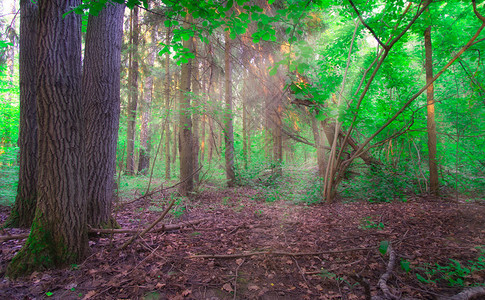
[{"x1": 0, "y1": 187, "x2": 484, "y2": 299}]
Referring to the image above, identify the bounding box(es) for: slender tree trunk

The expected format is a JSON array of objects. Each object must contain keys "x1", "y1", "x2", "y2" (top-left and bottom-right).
[
  {"x1": 5, "y1": 0, "x2": 38, "y2": 228},
  {"x1": 6, "y1": 0, "x2": 16, "y2": 100},
  {"x1": 311, "y1": 117, "x2": 327, "y2": 178},
  {"x1": 242, "y1": 98, "x2": 248, "y2": 169},
  {"x1": 425, "y1": 26, "x2": 439, "y2": 195},
  {"x1": 192, "y1": 41, "x2": 200, "y2": 184},
  {"x1": 82, "y1": 2, "x2": 124, "y2": 227},
  {"x1": 273, "y1": 100, "x2": 283, "y2": 175},
  {"x1": 138, "y1": 29, "x2": 156, "y2": 175},
  {"x1": 7, "y1": 0, "x2": 87, "y2": 277},
  {"x1": 125, "y1": 6, "x2": 139, "y2": 175},
  {"x1": 164, "y1": 28, "x2": 171, "y2": 180},
  {"x1": 178, "y1": 12, "x2": 194, "y2": 196},
  {"x1": 224, "y1": 30, "x2": 236, "y2": 187},
  {"x1": 172, "y1": 124, "x2": 177, "y2": 164}
]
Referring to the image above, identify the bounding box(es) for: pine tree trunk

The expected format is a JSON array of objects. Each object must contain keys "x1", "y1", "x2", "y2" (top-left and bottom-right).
[
  {"x1": 224, "y1": 30, "x2": 236, "y2": 186},
  {"x1": 178, "y1": 12, "x2": 194, "y2": 196},
  {"x1": 125, "y1": 6, "x2": 139, "y2": 175},
  {"x1": 7, "y1": 0, "x2": 87, "y2": 277},
  {"x1": 425, "y1": 26, "x2": 439, "y2": 195},
  {"x1": 82, "y1": 2, "x2": 124, "y2": 228},
  {"x1": 6, "y1": 0, "x2": 38, "y2": 228},
  {"x1": 192, "y1": 41, "x2": 200, "y2": 184},
  {"x1": 138, "y1": 28, "x2": 156, "y2": 175},
  {"x1": 164, "y1": 28, "x2": 171, "y2": 180}
]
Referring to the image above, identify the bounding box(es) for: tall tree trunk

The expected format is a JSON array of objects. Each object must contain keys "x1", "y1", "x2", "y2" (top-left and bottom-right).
[
  {"x1": 192, "y1": 41, "x2": 200, "y2": 184},
  {"x1": 273, "y1": 100, "x2": 283, "y2": 175},
  {"x1": 138, "y1": 29, "x2": 156, "y2": 175},
  {"x1": 5, "y1": 0, "x2": 38, "y2": 228},
  {"x1": 242, "y1": 99, "x2": 248, "y2": 169},
  {"x1": 178, "y1": 12, "x2": 194, "y2": 196},
  {"x1": 125, "y1": 6, "x2": 139, "y2": 175},
  {"x1": 7, "y1": 0, "x2": 87, "y2": 277},
  {"x1": 164, "y1": 28, "x2": 172, "y2": 180},
  {"x1": 82, "y1": 2, "x2": 124, "y2": 228},
  {"x1": 224, "y1": 30, "x2": 235, "y2": 187},
  {"x1": 311, "y1": 117, "x2": 327, "y2": 178},
  {"x1": 6, "y1": 0, "x2": 16, "y2": 97},
  {"x1": 425, "y1": 26, "x2": 439, "y2": 195}
]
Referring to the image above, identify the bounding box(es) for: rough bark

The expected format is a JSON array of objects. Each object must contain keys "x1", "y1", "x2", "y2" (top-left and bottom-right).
[
  {"x1": 425, "y1": 26, "x2": 439, "y2": 195},
  {"x1": 125, "y1": 6, "x2": 139, "y2": 175},
  {"x1": 178, "y1": 12, "x2": 194, "y2": 196},
  {"x1": 7, "y1": 0, "x2": 87, "y2": 277},
  {"x1": 82, "y1": 2, "x2": 124, "y2": 228},
  {"x1": 164, "y1": 28, "x2": 171, "y2": 180},
  {"x1": 138, "y1": 29, "x2": 156, "y2": 175},
  {"x1": 224, "y1": 30, "x2": 236, "y2": 187},
  {"x1": 5, "y1": 0, "x2": 38, "y2": 228},
  {"x1": 192, "y1": 40, "x2": 200, "y2": 184}
]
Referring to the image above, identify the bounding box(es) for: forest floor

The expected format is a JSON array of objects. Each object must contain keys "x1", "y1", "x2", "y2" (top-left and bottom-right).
[{"x1": 1, "y1": 186, "x2": 485, "y2": 299}]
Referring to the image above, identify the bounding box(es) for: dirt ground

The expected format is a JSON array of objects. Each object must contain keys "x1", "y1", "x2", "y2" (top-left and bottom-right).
[{"x1": 1, "y1": 187, "x2": 484, "y2": 299}]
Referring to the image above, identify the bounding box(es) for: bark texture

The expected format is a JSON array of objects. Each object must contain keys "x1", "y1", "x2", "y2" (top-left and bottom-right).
[
  {"x1": 125, "y1": 6, "x2": 139, "y2": 175},
  {"x1": 192, "y1": 41, "x2": 200, "y2": 184},
  {"x1": 82, "y1": 2, "x2": 124, "y2": 227},
  {"x1": 138, "y1": 29, "x2": 156, "y2": 175},
  {"x1": 425, "y1": 26, "x2": 439, "y2": 195},
  {"x1": 178, "y1": 13, "x2": 194, "y2": 196},
  {"x1": 224, "y1": 30, "x2": 236, "y2": 187},
  {"x1": 6, "y1": 0, "x2": 38, "y2": 228},
  {"x1": 164, "y1": 28, "x2": 171, "y2": 180},
  {"x1": 7, "y1": 0, "x2": 87, "y2": 277}
]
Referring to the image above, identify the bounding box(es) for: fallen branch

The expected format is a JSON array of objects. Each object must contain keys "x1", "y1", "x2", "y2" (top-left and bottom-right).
[
  {"x1": 188, "y1": 247, "x2": 374, "y2": 259},
  {"x1": 120, "y1": 196, "x2": 177, "y2": 250},
  {"x1": 0, "y1": 233, "x2": 29, "y2": 243},
  {"x1": 374, "y1": 244, "x2": 398, "y2": 300},
  {"x1": 0, "y1": 218, "x2": 205, "y2": 243},
  {"x1": 444, "y1": 286, "x2": 485, "y2": 300},
  {"x1": 89, "y1": 219, "x2": 206, "y2": 234}
]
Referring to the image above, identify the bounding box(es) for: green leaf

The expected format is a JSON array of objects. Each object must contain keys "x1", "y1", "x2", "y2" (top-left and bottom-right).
[
  {"x1": 268, "y1": 0, "x2": 275, "y2": 5},
  {"x1": 379, "y1": 240, "x2": 389, "y2": 255},
  {"x1": 268, "y1": 66, "x2": 277, "y2": 76},
  {"x1": 400, "y1": 259, "x2": 410, "y2": 273},
  {"x1": 315, "y1": 110, "x2": 326, "y2": 121}
]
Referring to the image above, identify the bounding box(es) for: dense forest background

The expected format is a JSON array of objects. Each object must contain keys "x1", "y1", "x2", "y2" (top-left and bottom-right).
[
  {"x1": 0, "y1": 0, "x2": 484, "y2": 298},
  {"x1": 1, "y1": 0, "x2": 484, "y2": 206}
]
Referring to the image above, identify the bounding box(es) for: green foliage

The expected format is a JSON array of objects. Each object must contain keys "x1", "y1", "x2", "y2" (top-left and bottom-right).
[
  {"x1": 400, "y1": 258, "x2": 411, "y2": 273},
  {"x1": 411, "y1": 247, "x2": 485, "y2": 287},
  {"x1": 416, "y1": 255, "x2": 485, "y2": 287},
  {"x1": 0, "y1": 146, "x2": 18, "y2": 206},
  {"x1": 359, "y1": 216, "x2": 384, "y2": 230},
  {"x1": 379, "y1": 240, "x2": 389, "y2": 255}
]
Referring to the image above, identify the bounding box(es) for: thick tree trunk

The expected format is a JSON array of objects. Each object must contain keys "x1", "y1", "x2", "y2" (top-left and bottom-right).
[
  {"x1": 138, "y1": 29, "x2": 156, "y2": 175},
  {"x1": 178, "y1": 13, "x2": 194, "y2": 196},
  {"x1": 7, "y1": 0, "x2": 87, "y2": 277},
  {"x1": 125, "y1": 6, "x2": 139, "y2": 175},
  {"x1": 82, "y1": 2, "x2": 124, "y2": 228},
  {"x1": 164, "y1": 28, "x2": 171, "y2": 180},
  {"x1": 425, "y1": 26, "x2": 439, "y2": 195},
  {"x1": 5, "y1": 0, "x2": 38, "y2": 228},
  {"x1": 224, "y1": 30, "x2": 236, "y2": 187}
]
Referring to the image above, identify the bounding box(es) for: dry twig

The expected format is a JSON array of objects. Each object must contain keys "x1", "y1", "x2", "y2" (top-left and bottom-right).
[{"x1": 188, "y1": 247, "x2": 374, "y2": 259}]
